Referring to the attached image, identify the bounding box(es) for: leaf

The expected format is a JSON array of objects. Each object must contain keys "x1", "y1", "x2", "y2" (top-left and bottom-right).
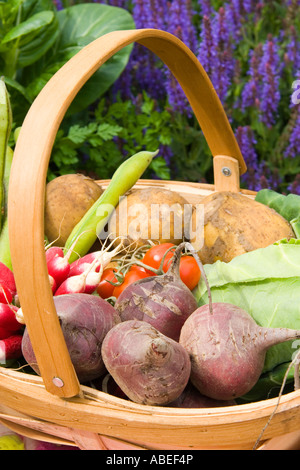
[
  {"x1": 3, "y1": 76, "x2": 32, "y2": 103},
  {"x1": 193, "y1": 241, "x2": 300, "y2": 374},
  {"x1": 2, "y1": 11, "x2": 54, "y2": 44},
  {"x1": 25, "y1": 4, "x2": 135, "y2": 114}
]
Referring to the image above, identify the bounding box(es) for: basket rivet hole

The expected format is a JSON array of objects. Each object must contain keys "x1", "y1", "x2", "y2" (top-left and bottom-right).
[
  {"x1": 221, "y1": 167, "x2": 232, "y2": 177},
  {"x1": 52, "y1": 376, "x2": 64, "y2": 388}
]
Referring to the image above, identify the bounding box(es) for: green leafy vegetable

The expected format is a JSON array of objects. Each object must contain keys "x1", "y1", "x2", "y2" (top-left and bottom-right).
[
  {"x1": 1, "y1": 1, "x2": 134, "y2": 124},
  {"x1": 193, "y1": 239, "x2": 300, "y2": 376},
  {"x1": 255, "y1": 189, "x2": 300, "y2": 238}
]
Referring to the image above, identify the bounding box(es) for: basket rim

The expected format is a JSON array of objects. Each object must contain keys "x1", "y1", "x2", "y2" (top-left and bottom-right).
[{"x1": 1, "y1": 365, "x2": 299, "y2": 422}]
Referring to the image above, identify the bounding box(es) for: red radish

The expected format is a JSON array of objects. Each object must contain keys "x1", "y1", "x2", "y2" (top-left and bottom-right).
[
  {"x1": 114, "y1": 243, "x2": 198, "y2": 342},
  {"x1": 0, "y1": 303, "x2": 21, "y2": 332},
  {"x1": 178, "y1": 242, "x2": 300, "y2": 401},
  {"x1": 0, "y1": 284, "x2": 12, "y2": 304},
  {"x1": 68, "y1": 240, "x2": 124, "y2": 278},
  {"x1": 0, "y1": 327, "x2": 12, "y2": 340},
  {"x1": 46, "y1": 247, "x2": 70, "y2": 288},
  {"x1": 55, "y1": 240, "x2": 124, "y2": 296},
  {"x1": 48, "y1": 274, "x2": 57, "y2": 294},
  {"x1": 0, "y1": 262, "x2": 16, "y2": 297},
  {"x1": 54, "y1": 260, "x2": 102, "y2": 296},
  {"x1": 0, "y1": 334, "x2": 23, "y2": 363},
  {"x1": 45, "y1": 246, "x2": 64, "y2": 263},
  {"x1": 68, "y1": 252, "x2": 102, "y2": 277},
  {"x1": 22, "y1": 293, "x2": 120, "y2": 382},
  {"x1": 101, "y1": 320, "x2": 191, "y2": 406}
]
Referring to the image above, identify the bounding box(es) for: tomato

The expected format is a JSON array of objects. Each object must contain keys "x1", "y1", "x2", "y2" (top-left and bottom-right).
[
  {"x1": 128, "y1": 265, "x2": 149, "y2": 275},
  {"x1": 142, "y1": 243, "x2": 200, "y2": 290},
  {"x1": 163, "y1": 253, "x2": 201, "y2": 290},
  {"x1": 96, "y1": 268, "x2": 119, "y2": 299},
  {"x1": 113, "y1": 267, "x2": 151, "y2": 298},
  {"x1": 176, "y1": 255, "x2": 201, "y2": 291},
  {"x1": 142, "y1": 243, "x2": 176, "y2": 273}
]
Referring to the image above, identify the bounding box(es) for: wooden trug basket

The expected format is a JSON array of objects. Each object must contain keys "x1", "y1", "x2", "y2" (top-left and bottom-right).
[{"x1": 0, "y1": 29, "x2": 299, "y2": 450}]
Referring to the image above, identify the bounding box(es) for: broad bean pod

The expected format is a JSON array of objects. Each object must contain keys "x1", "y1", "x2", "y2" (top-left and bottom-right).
[{"x1": 64, "y1": 149, "x2": 159, "y2": 262}]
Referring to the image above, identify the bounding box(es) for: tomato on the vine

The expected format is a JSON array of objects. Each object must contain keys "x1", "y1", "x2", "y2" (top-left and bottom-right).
[
  {"x1": 175, "y1": 255, "x2": 201, "y2": 290},
  {"x1": 96, "y1": 267, "x2": 119, "y2": 299},
  {"x1": 142, "y1": 243, "x2": 201, "y2": 291},
  {"x1": 113, "y1": 266, "x2": 151, "y2": 298},
  {"x1": 142, "y1": 243, "x2": 176, "y2": 273}
]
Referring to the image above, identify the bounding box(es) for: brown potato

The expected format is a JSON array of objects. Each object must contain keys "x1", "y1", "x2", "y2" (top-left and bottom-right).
[
  {"x1": 190, "y1": 191, "x2": 295, "y2": 264},
  {"x1": 108, "y1": 187, "x2": 192, "y2": 249},
  {"x1": 44, "y1": 173, "x2": 103, "y2": 245}
]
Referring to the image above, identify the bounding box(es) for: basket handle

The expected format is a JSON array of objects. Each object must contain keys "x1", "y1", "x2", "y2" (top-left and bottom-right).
[{"x1": 8, "y1": 29, "x2": 246, "y2": 398}]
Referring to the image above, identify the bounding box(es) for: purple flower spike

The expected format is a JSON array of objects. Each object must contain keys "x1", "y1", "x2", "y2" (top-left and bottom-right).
[
  {"x1": 165, "y1": 0, "x2": 197, "y2": 115},
  {"x1": 235, "y1": 126, "x2": 260, "y2": 190},
  {"x1": 258, "y1": 37, "x2": 281, "y2": 128},
  {"x1": 198, "y1": 15, "x2": 214, "y2": 78},
  {"x1": 241, "y1": 44, "x2": 263, "y2": 111},
  {"x1": 284, "y1": 108, "x2": 300, "y2": 159}
]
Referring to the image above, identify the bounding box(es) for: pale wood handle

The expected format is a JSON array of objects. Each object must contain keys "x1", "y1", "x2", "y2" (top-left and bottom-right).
[{"x1": 8, "y1": 29, "x2": 246, "y2": 397}]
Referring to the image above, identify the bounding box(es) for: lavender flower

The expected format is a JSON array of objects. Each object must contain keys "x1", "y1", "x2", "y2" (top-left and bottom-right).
[
  {"x1": 113, "y1": 0, "x2": 167, "y2": 100},
  {"x1": 198, "y1": 7, "x2": 236, "y2": 104},
  {"x1": 241, "y1": 37, "x2": 281, "y2": 127},
  {"x1": 198, "y1": 0, "x2": 214, "y2": 17},
  {"x1": 225, "y1": 0, "x2": 256, "y2": 41},
  {"x1": 284, "y1": 107, "x2": 300, "y2": 159},
  {"x1": 285, "y1": 25, "x2": 300, "y2": 74},
  {"x1": 258, "y1": 36, "x2": 281, "y2": 128},
  {"x1": 241, "y1": 45, "x2": 263, "y2": 111},
  {"x1": 288, "y1": 174, "x2": 300, "y2": 195},
  {"x1": 235, "y1": 126, "x2": 260, "y2": 190},
  {"x1": 198, "y1": 15, "x2": 214, "y2": 78},
  {"x1": 212, "y1": 7, "x2": 236, "y2": 103},
  {"x1": 165, "y1": 0, "x2": 197, "y2": 115}
]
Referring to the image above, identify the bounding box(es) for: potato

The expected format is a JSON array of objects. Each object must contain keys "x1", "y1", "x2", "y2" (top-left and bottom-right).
[
  {"x1": 44, "y1": 173, "x2": 103, "y2": 245},
  {"x1": 108, "y1": 187, "x2": 191, "y2": 249},
  {"x1": 190, "y1": 191, "x2": 295, "y2": 264}
]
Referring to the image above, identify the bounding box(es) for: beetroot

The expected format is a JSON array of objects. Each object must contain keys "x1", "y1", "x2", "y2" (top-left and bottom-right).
[
  {"x1": 21, "y1": 293, "x2": 120, "y2": 382},
  {"x1": 180, "y1": 302, "x2": 300, "y2": 400},
  {"x1": 114, "y1": 243, "x2": 198, "y2": 341},
  {"x1": 101, "y1": 320, "x2": 191, "y2": 406},
  {"x1": 168, "y1": 382, "x2": 236, "y2": 408}
]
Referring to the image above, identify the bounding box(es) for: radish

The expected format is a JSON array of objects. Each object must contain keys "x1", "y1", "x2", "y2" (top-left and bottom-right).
[
  {"x1": 45, "y1": 246, "x2": 64, "y2": 263},
  {"x1": 0, "y1": 334, "x2": 23, "y2": 363},
  {"x1": 45, "y1": 246, "x2": 70, "y2": 288},
  {"x1": 68, "y1": 239, "x2": 124, "y2": 278},
  {"x1": 0, "y1": 284, "x2": 12, "y2": 304},
  {"x1": 54, "y1": 240, "x2": 124, "y2": 296},
  {"x1": 0, "y1": 262, "x2": 16, "y2": 297},
  {"x1": 0, "y1": 303, "x2": 21, "y2": 333},
  {"x1": 0, "y1": 328, "x2": 10, "y2": 340},
  {"x1": 114, "y1": 243, "x2": 198, "y2": 342},
  {"x1": 101, "y1": 320, "x2": 191, "y2": 406},
  {"x1": 54, "y1": 259, "x2": 102, "y2": 296},
  {"x1": 48, "y1": 274, "x2": 57, "y2": 294},
  {"x1": 21, "y1": 293, "x2": 120, "y2": 382},
  {"x1": 68, "y1": 252, "x2": 102, "y2": 277},
  {"x1": 179, "y1": 242, "x2": 300, "y2": 401}
]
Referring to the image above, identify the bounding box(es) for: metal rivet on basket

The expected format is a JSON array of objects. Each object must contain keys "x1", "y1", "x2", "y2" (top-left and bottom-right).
[
  {"x1": 52, "y1": 376, "x2": 64, "y2": 388},
  {"x1": 222, "y1": 167, "x2": 232, "y2": 176}
]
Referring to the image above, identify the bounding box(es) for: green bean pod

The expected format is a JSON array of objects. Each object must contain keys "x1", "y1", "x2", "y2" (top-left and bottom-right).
[
  {"x1": 0, "y1": 78, "x2": 12, "y2": 232},
  {"x1": 64, "y1": 149, "x2": 159, "y2": 262}
]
